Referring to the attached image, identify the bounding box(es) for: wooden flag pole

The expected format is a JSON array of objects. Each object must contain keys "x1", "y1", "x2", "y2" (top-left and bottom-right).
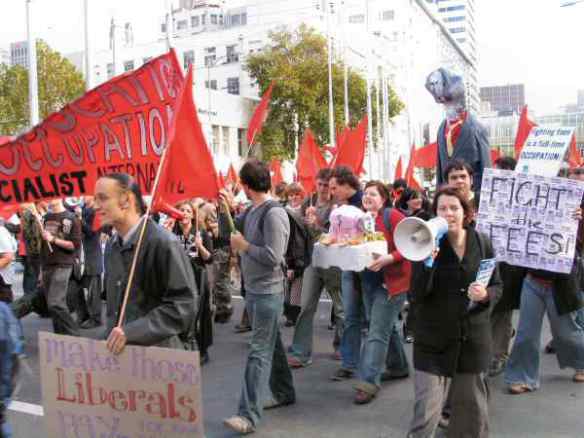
[
  {"x1": 116, "y1": 145, "x2": 169, "y2": 328},
  {"x1": 35, "y1": 214, "x2": 53, "y2": 253}
]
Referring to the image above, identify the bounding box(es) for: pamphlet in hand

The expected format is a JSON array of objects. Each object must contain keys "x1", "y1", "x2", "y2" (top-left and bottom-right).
[{"x1": 468, "y1": 258, "x2": 496, "y2": 311}]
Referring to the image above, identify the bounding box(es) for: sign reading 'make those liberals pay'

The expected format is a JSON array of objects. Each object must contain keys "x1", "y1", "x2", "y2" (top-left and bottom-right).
[
  {"x1": 476, "y1": 168, "x2": 584, "y2": 274},
  {"x1": 39, "y1": 332, "x2": 204, "y2": 438},
  {"x1": 516, "y1": 125, "x2": 575, "y2": 177}
]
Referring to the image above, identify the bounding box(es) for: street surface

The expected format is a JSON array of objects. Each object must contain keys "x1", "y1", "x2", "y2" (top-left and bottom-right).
[{"x1": 6, "y1": 271, "x2": 584, "y2": 438}]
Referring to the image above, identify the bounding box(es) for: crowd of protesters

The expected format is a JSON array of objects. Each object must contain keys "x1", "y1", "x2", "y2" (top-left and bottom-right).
[{"x1": 1, "y1": 156, "x2": 584, "y2": 438}]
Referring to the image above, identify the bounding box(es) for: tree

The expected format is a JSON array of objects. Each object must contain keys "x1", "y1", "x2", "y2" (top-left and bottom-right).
[
  {"x1": 245, "y1": 25, "x2": 404, "y2": 160},
  {"x1": 0, "y1": 40, "x2": 86, "y2": 135}
]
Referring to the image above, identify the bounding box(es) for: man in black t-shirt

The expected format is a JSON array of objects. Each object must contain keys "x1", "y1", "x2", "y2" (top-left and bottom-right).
[{"x1": 41, "y1": 199, "x2": 82, "y2": 336}]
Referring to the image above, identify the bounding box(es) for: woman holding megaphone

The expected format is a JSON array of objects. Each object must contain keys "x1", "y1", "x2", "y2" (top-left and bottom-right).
[{"x1": 407, "y1": 186, "x2": 502, "y2": 438}]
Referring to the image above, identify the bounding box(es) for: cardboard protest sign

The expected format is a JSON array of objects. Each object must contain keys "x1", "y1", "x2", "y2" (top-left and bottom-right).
[
  {"x1": 39, "y1": 332, "x2": 204, "y2": 438},
  {"x1": 516, "y1": 126, "x2": 575, "y2": 177},
  {"x1": 476, "y1": 168, "x2": 584, "y2": 273},
  {"x1": 0, "y1": 50, "x2": 184, "y2": 206}
]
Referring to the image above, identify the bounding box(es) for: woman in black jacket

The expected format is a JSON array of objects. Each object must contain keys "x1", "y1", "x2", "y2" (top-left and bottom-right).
[
  {"x1": 407, "y1": 186, "x2": 502, "y2": 438},
  {"x1": 170, "y1": 200, "x2": 214, "y2": 365}
]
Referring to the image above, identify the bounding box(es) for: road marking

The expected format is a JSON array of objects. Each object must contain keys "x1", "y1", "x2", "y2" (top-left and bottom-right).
[{"x1": 8, "y1": 401, "x2": 44, "y2": 416}]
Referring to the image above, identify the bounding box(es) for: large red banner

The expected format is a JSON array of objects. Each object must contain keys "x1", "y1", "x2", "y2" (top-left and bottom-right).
[{"x1": 0, "y1": 50, "x2": 184, "y2": 206}]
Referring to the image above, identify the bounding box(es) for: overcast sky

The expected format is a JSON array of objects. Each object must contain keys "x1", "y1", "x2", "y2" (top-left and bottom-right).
[{"x1": 0, "y1": 0, "x2": 582, "y2": 115}]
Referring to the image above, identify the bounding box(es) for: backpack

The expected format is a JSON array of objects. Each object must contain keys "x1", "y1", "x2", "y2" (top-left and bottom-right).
[
  {"x1": 382, "y1": 207, "x2": 394, "y2": 234},
  {"x1": 241, "y1": 201, "x2": 311, "y2": 275}
]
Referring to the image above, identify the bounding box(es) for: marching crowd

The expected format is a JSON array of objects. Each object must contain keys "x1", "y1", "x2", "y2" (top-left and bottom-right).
[{"x1": 1, "y1": 156, "x2": 584, "y2": 438}]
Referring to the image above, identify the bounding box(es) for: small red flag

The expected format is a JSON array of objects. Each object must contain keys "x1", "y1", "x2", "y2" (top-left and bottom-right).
[
  {"x1": 333, "y1": 116, "x2": 368, "y2": 176},
  {"x1": 404, "y1": 143, "x2": 422, "y2": 190},
  {"x1": 394, "y1": 156, "x2": 403, "y2": 180},
  {"x1": 297, "y1": 129, "x2": 327, "y2": 193},
  {"x1": 226, "y1": 164, "x2": 239, "y2": 186},
  {"x1": 514, "y1": 105, "x2": 537, "y2": 159},
  {"x1": 270, "y1": 159, "x2": 284, "y2": 187},
  {"x1": 413, "y1": 142, "x2": 438, "y2": 169},
  {"x1": 490, "y1": 148, "x2": 502, "y2": 164},
  {"x1": 568, "y1": 135, "x2": 583, "y2": 169},
  {"x1": 153, "y1": 67, "x2": 220, "y2": 212},
  {"x1": 247, "y1": 82, "x2": 274, "y2": 146}
]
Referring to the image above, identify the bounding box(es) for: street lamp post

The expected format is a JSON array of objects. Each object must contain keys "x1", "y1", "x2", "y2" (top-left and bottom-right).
[{"x1": 26, "y1": 0, "x2": 39, "y2": 127}]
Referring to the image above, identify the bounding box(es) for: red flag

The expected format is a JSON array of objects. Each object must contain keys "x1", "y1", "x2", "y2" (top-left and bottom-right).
[
  {"x1": 153, "y1": 67, "x2": 220, "y2": 211},
  {"x1": 226, "y1": 163, "x2": 239, "y2": 186},
  {"x1": 0, "y1": 136, "x2": 14, "y2": 146},
  {"x1": 217, "y1": 172, "x2": 227, "y2": 190},
  {"x1": 394, "y1": 156, "x2": 403, "y2": 180},
  {"x1": 404, "y1": 144, "x2": 422, "y2": 190},
  {"x1": 0, "y1": 50, "x2": 184, "y2": 207},
  {"x1": 333, "y1": 116, "x2": 368, "y2": 175},
  {"x1": 0, "y1": 205, "x2": 20, "y2": 221},
  {"x1": 568, "y1": 135, "x2": 583, "y2": 169},
  {"x1": 247, "y1": 82, "x2": 274, "y2": 146},
  {"x1": 413, "y1": 142, "x2": 438, "y2": 169},
  {"x1": 297, "y1": 129, "x2": 327, "y2": 193},
  {"x1": 514, "y1": 105, "x2": 537, "y2": 159},
  {"x1": 270, "y1": 159, "x2": 284, "y2": 187},
  {"x1": 490, "y1": 148, "x2": 502, "y2": 164}
]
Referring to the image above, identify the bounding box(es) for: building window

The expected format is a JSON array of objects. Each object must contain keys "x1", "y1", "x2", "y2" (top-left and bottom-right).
[
  {"x1": 227, "y1": 77, "x2": 240, "y2": 95},
  {"x1": 226, "y1": 45, "x2": 239, "y2": 63},
  {"x1": 219, "y1": 14, "x2": 224, "y2": 25},
  {"x1": 183, "y1": 50, "x2": 195, "y2": 69},
  {"x1": 222, "y1": 126, "x2": 230, "y2": 154},
  {"x1": 123, "y1": 60, "x2": 134, "y2": 72},
  {"x1": 381, "y1": 10, "x2": 394, "y2": 21},
  {"x1": 205, "y1": 80, "x2": 217, "y2": 90},
  {"x1": 202, "y1": 14, "x2": 206, "y2": 25},
  {"x1": 211, "y1": 14, "x2": 218, "y2": 24},
  {"x1": 349, "y1": 14, "x2": 365, "y2": 23},
  {"x1": 191, "y1": 16, "x2": 200, "y2": 27},
  {"x1": 229, "y1": 13, "x2": 247, "y2": 27},
  {"x1": 241, "y1": 13, "x2": 247, "y2": 25},
  {"x1": 177, "y1": 19, "x2": 188, "y2": 30},
  {"x1": 205, "y1": 46, "x2": 216, "y2": 54},
  {"x1": 444, "y1": 16, "x2": 465, "y2": 23},
  {"x1": 205, "y1": 55, "x2": 216, "y2": 67},
  {"x1": 212, "y1": 125, "x2": 220, "y2": 154},
  {"x1": 238, "y1": 128, "x2": 247, "y2": 156},
  {"x1": 439, "y1": 5, "x2": 465, "y2": 12},
  {"x1": 161, "y1": 23, "x2": 167, "y2": 33},
  {"x1": 456, "y1": 38, "x2": 466, "y2": 44},
  {"x1": 143, "y1": 56, "x2": 153, "y2": 64},
  {"x1": 449, "y1": 27, "x2": 465, "y2": 34},
  {"x1": 106, "y1": 63, "x2": 115, "y2": 79}
]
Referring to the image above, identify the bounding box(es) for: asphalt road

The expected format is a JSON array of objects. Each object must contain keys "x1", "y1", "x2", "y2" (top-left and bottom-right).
[{"x1": 6, "y1": 272, "x2": 584, "y2": 438}]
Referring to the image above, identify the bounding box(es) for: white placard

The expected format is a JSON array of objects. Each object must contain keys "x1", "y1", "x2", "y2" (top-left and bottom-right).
[
  {"x1": 516, "y1": 125, "x2": 575, "y2": 177},
  {"x1": 476, "y1": 168, "x2": 584, "y2": 274}
]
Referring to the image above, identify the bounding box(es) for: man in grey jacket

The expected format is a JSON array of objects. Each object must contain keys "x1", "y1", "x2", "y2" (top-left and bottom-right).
[
  {"x1": 221, "y1": 159, "x2": 295, "y2": 435},
  {"x1": 93, "y1": 173, "x2": 197, "y2": 354}
]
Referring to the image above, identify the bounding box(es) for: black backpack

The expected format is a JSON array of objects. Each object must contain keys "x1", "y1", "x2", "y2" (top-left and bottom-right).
[{"x1": 242, "y1": 200, "x2": 311, "y2": 275}]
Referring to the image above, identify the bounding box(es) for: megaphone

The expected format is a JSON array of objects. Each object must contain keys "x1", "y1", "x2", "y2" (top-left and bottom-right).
[{"x1": 394, "y1": 216, "x2": 449, "y2": 262}]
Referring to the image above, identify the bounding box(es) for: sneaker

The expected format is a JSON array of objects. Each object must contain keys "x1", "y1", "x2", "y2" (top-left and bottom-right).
[
  {"x1": 234, "y1": 324, "x2": 252, "y2": 333},
  {"x1": 287, "y1": 356, "x2": 312, "y2": 368},
  {"x1": 574, "y1": 370, "x2": 584, "y2": 383},
  {"x1": 263, "y1": 397, "x2": 296, "y2": 410},
  {"x1": 223, "y1": 416, "x2": 255, "y2": 434},
  {"x1": 330, "y1": 368, "x2": 354, "y2": 381},
  {"x1": 438, "y1": 414, "x2": 450, "y2": 429},
  {"x1": 544, "y1": 340, "x2": 555, "y2": 354},
  {"x1": 488, "y1": 357, "x2": 507, "y2": 377},
  {"x1": 508, "y1": 383, "x2": 532, "y2": 395}
]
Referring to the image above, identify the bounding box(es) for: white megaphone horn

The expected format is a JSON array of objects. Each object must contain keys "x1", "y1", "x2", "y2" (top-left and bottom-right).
[{"x1": 394, "y1": 216, "x2": 449, "y2": 262}]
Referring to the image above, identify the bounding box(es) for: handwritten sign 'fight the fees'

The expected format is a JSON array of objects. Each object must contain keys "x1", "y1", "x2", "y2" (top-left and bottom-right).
[
  {"x1": 39, "y1": 332, "x2": 204, "y2": 438},
  {"x1": 476, "y1": 168, "x2": 584, "y2": 274}
]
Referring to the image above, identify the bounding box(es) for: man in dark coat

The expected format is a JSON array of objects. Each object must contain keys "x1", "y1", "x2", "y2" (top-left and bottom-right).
[
  {"x1": 426, "y1": 68, "x2": 492, "y2": 192},
  {"x1": 93, "y1": 173, "x2": 197, "y2": 354}
]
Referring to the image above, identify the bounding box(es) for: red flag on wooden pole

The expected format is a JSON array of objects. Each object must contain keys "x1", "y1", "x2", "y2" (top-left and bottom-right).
[
  {"x1": 270, "y1": 159, "x2": 284, "y2": 187},
  {"x1": 514, "y1": 105, "x2": 537, "y2": 159},
  {"x1": 247, "y1": 82, "x2": 274, "y2": 147},
  {"x1": 404, "y1": 143, "x2": 422, "y2": 190},
  {"x1": 153, "y1": 66, "x2": 220, "y2": 212},
  {"x1": 226, "y1": 163, "x2": 239, "y2": 186},
  {"x1": 297, "y1": 129, "x2": 327, "y2": 193},
  {"x1": 394, "y1": 156, "x2": 403, "y2": 180}
]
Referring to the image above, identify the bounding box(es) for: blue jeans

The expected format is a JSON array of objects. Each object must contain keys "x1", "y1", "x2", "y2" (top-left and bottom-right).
[
  {"x1": 576, "y1": 292, "x2": 584, "y2": 330},
  {"x1": 238, "y1": 292, "x2": 295, "y2": 428},
  {"x1": 359, "y1": 287, "x2": 408, "y2": 387},
  {"x1": 340, "y1": 271, "x2": 409, "y2": 377},
  {"x1": 1, "y1": 302, "x2": 22, "y2": 438},
  {"x1": 505, "y1": 276, "x2": 584, "y2": 389}
]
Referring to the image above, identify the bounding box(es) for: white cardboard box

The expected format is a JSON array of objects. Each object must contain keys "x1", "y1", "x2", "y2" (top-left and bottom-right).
[{"x1": 312, "y1": 241, "x2": 388, "y2": 272}]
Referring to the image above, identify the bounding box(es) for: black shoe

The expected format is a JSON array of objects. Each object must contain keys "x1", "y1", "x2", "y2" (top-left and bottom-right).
[
  {"x1": 234, "y1": 324, "x2": 252, "y2": 333},
  {"x1": 380, "y1": 371, "x2": 410, "y2": 382},
  {"x1": 200, "y1": 352, "x2": 210, "y2": 366},
  {"x1": 215, "y1": 314, "x2": 232, "y2": 324},
  {"x1": 284, "y1": 319, "x2": 296, "y2": 327},
  {"x1": 264, "y1": 397, "x2": 295, "y2": 410},
  {"x1": 544, "y1": 341, "x2": 555, "y2": 354},
  {"x1": 330, "y1": 368, "x2": 354, "y2": 381},
  {"x1": 80, "y1": 320, "x2": 101, "y2": 329}
]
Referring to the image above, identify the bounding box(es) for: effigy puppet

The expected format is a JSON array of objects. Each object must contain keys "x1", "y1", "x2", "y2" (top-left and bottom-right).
[{"x1": 425, "y1": 68, "x2": 491, "y2": 192}]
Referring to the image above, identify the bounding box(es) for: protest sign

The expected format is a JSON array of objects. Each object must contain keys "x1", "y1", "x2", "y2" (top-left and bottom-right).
[
  {"x1": 0, "y1": 50, "x2": 184, "y2": 206},
  {"x1": 476, "y1": 168, "x2": 584, "y2": 273},
  {"x1": 516, "y1": 125, "x2": 575, "y2": 177},
  {"x1": 39, "y1": 332, "x2": 204, "y2": 438}
]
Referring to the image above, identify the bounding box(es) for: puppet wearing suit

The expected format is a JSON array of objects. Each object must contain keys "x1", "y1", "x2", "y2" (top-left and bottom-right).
[{"x1": 426, "y1": 68, "x2": 491, "y2": 192}]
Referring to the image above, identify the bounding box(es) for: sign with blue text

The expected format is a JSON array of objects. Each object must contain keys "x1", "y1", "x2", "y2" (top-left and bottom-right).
[{"x1": 516, "y1": 125, "x2": 575, "y2": 177}]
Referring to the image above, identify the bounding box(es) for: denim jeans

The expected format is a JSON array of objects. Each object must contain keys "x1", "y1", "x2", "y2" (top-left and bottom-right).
[
  {"x1": 576, "y1": 292, "x2": 584, "y2": 330},
  {"x1": 340, "y1": 271, "x2": 364, "y2": 370},
  {"x1": 359, "y1": 287, "x2": 408, "y2": 387},
  {"x1": 288, "y1": 265, "x2": 343, "y2": 364},
  {"x1": 1, "y1": 302, "x2": 23, "y2": 438},
  {"x1": 238, "y1": 292, "x2": 295, "y2": 428},
  {"x1": 505, "y1": 276, "x2": 584, "y2": 389}
]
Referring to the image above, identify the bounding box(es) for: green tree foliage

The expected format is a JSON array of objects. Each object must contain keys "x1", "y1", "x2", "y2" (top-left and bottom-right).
[
  {"x1": 0, "y1": 40, "x2": 86, "y2": 135},
  {"x1": 245, "y1": 25, "x2": 404, "y2": 160}
]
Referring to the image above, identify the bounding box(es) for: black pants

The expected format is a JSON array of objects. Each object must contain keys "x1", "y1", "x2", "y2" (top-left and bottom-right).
[
  {"x1": 43, "y1": 266, "x2": 79, "y2": 336},
  {"x1": 22, "y1": 255, "x2": 41, "y2": 296},
  {"x1": 69, "y1": 274, "x2": 102, "y2": 324}
]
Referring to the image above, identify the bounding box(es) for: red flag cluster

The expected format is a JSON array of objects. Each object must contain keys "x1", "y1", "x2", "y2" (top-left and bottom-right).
[
  {"x1": 332, "y1": 116, "x2": 368, "y2": 176},
  {"x1": 297, "y1": 129, "x2": 327, "y2": 193}
]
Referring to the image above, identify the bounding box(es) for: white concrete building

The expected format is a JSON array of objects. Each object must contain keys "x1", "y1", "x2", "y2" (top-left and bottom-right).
[
  {"x1": 66, "y1": 0, "x2": 474, "y2": 181},
  {"x1": 10, "y1": 41, "x2": 29, "y2": 68},
  {"x1": 0, "y1": 48, "x2": 10, "y2": 66}
]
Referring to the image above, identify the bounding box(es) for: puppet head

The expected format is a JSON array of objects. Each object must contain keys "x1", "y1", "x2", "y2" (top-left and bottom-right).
[{"x1": 425, "y1": 68, "x2": 466, "y2": 120}]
